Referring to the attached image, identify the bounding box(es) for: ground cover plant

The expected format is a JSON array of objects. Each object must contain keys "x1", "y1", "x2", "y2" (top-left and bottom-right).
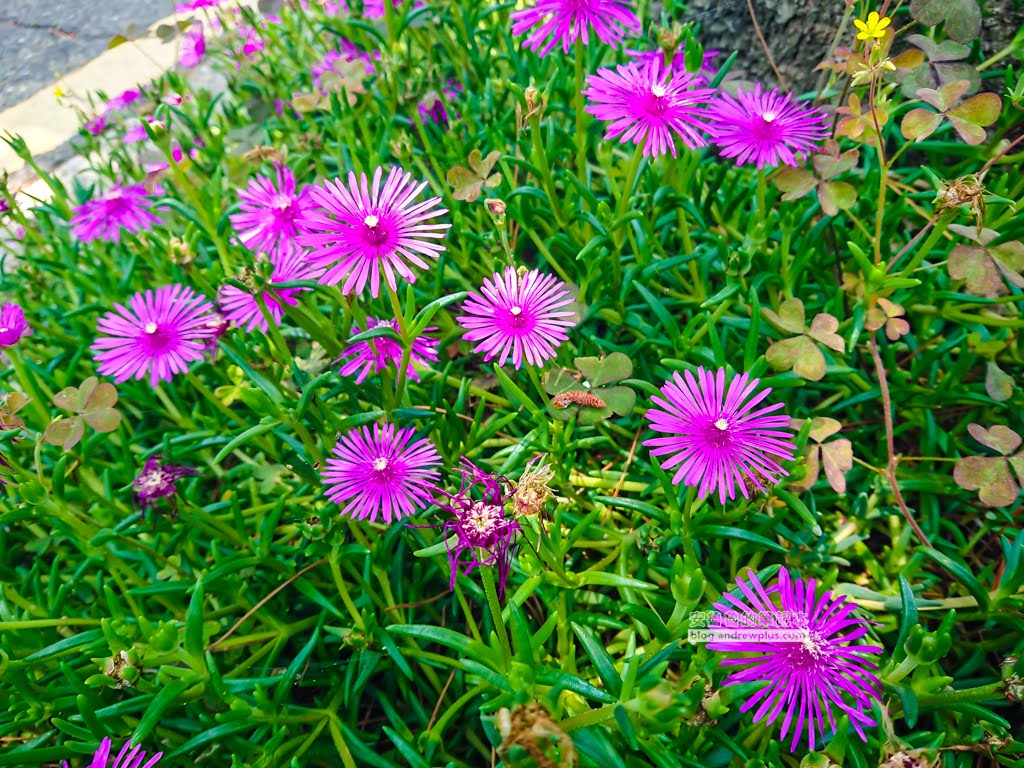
[{"x1": 1, "y1": 0, "x2": 1023, "y2": 765}]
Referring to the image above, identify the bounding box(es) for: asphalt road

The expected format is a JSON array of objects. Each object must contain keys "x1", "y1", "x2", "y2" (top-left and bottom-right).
[{"x1": 0, "y1": 0, "x2": 174, "y2": 111}]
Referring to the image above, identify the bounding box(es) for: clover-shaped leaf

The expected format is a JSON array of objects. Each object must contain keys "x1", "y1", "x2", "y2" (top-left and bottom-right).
[
  {"x1": 910, "y1": 0, "x2": 981, "y2": 44},
  {"x1": 542, "y1": 353, "x2": 636, "y2": 425},
  {"x1": 775, "y1": 141, "x2": 859, "y2": 217},
  {"x1": 865, "y1": 298, "x2": 910, "y2": 341},
  {"x1": 447, "y1": 149, "x2": 502, "y2": 202},
  {"x1": 901, "y1": 80, "x2": 1002, "y2": 145},
  {"x1": 953, "y1": 423, "x2": 1024, "y2": 507},
  {"x1": 835, "y1": 93, "x2": 890, "y2": 146},
  {"x1": 947, "y1": 224, "x2": 1024, "y2": 297},
  {"x1": 894, "y1": 35, "x2": 979, "y2": 96},
  {"x1": 44, "y1": 377, "x2": 122, "y2": 450},
  {"x1": 791, "y1": 418, "x2": 853, "y2": 494},
  {"x1": 0, "y1": 392, "x2": 29, "y2": 431},
  {"x1": 763, "y1": 299, "x2": 844, "y2": 382},
  {"x1": 985, "y1": 361, "x2": 1015, "y2": 402}
]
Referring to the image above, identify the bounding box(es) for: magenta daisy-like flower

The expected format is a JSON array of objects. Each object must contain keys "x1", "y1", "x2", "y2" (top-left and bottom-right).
[
  {"x1": 338, "y1": 317, "x2": 439, "y2": 384},
  {"x1": 705, "y1": 84, "x2": 830, "y2": 169},
  {"x1": 298, "y1": 166, "x2": 450, "y2": 297},
  {"x1": 321, "y1": 423, "x2": 441, "y2": 522},
  {"x1": 61, "y1": 737, "x2": 162, "y2": 768},
  {"x1": 643, "y1": 367, "x2": 795, "y2": 503},
  {"x1": 708, "y1": 568, "x2": 883, "y2": 751},
  {"x1": 583, "y1": 58, "x2": 714, "y2": 157},
  {"x1": 510, "y1": 0, "x2": 641, "y2": 57},
  {"x1": 230, "y1": 164, "x2": 312, "y2": 254},
  {"x1": 178, "y1": 22, "x2": 206, "y2": 69},
  {"x1": 134, "y1": 455, "x2": 199, "y2": 515},
  {"x1": 93, "y1": 284, "x2": 217, "y2": 386},
  {"x1": 218, "y1": 244, "x2": 324, "y2": 333},
  {"x1": 70, "y1": 183, "x2": 162, "y2": 243},
  {"x1": 176, "y1": 0, "x2": 222, "y2": 10},
  {"x1": 435, "y1": 458, "x2": 521, "y2": 595},
  {"x1": 458, "y1": 267, "x2": 577, "y2": 369},
  {"x1": 0, "y1": 302, "x2": 32, "y2": 348},
  {"x1": 103, "y1": 88, "x2": 143, "y2": 114}
]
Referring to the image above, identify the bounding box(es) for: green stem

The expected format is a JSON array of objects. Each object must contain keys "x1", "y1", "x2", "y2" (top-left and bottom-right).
[
  {"x1": 916, "y1": 681, "x2": 1004, "y2": 707},
  {"x1": 574, "y1": 42, "x2": 587, "y2": 189},
  {"x1": 480, "y1": 565, "x2": 512, "y2": 669},
  {"x1": 756, "y1": 166, "x2": 768, "y2": 233}
]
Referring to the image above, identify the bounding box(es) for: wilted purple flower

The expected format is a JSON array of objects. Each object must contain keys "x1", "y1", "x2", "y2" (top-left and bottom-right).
[
  {"x1": 200, "y1": 312, "x2": 229, "y2": 361},
  {"x1": 458, "y1": 267, "x2": 577, "y2": 369},
  {"x1": 0, "y1": 302, "x2": 32, "y2": 349},
  {"x1": 298, "y1": 166, "x2": 450, "y2": 297},
  {"x1": 418, "y1": 81, "x2": 462, "y2": 126},
  {"x1": 93, "y1": 284, "x2": 217, "y2": 386},
  {"x1": 643, "y1": 367, "x2": 795, "y2": 503},
  {"x1": 337, "y1": 317, "x2": 439, "y2": 384},
  {"x1": 133, "y1": 455, "x2": 199, "y2": 515},
  {"x1": 435, "y1": 458, "x2": 520, "y2": 595},
  {"x1": 709, "y1": 568, "x2": 883, "y2": 751},
  {"x1": 70, "y1": 183, "x2": 162, "y2": 243},
  {"x1": 218, "y1": 243, "x2": 324, "y2": 332},
  {"x1": 230, "y1": 164, "x2": 312, "y2": 254},
  {"x1": 511, "y1": 0, "x2": 641, "y2": 58},
  {"x1": 104, "y1": 88, "x2": 143, "y2": 114},
  {"x1": 321, "y1": 423, "x2": 441, "y2": 522},
  {"x1": 627, "y1": 45, "x2": 720, "y2": 83},
  {"x1": 179, "y1": 22, "x2": 206, "y2": 68},
  {"x1": 706, "y1": 84, "x2": 830, "y2": 169},
  {"x1": 583, "y1": 58, "x2": 714, "y2": 157}
]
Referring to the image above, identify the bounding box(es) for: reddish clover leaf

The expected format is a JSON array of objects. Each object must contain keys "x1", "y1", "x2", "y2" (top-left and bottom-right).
[
  {"x1": 774, "y1": 140, "x2": 859, "y2": 217},
  {"x1": 44, "y1": 377, "x2": 122, "y2": 451},
  {"x1": 909, "y1": 0, "x2": 982, "y2": 44},
  {"x1": 947, "y1": 224, "x2": 1024, "y2": 297},
  {"x1": 791, "y1": 417, "x2": 854, "y2": 494},
  {"x1": 865, "y1": 298, "x2": 910, "y2": 341},
  {"x1": 542, "y1": 353, "x2": 636, "y2": 426},
  {"x1": 901, "y1": 80, "x2": 1002, "y2": 145},
  {"x1": 447, "y1": 149, "x2": 502, "y2": 203},
  {"x1": 763, "y1": 299, "x2": 844, "y2": 382},
  {"x1": 953, "y1": 423, "x2": 1024, "y2": 507}
]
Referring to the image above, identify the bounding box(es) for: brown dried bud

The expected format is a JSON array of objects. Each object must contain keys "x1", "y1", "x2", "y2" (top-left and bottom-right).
[
  {"x1": 524, "y1": 86, "x2": 544, "y2": 120},
  {"x1": 934, "y1": 174, "x2": 986, "y2": 232},
  {"x1": 485, "y1": 198, "x2": 506, "y2": 218},
  {"x1": 512, "y1": 455, "x2": 555, "y2": 516},
  {"x1": 496, "y1": 703, "x2": 576, "y2": 768},
  {"x1": 552, "y1": 390, "x2": 606, "y2": 409}
]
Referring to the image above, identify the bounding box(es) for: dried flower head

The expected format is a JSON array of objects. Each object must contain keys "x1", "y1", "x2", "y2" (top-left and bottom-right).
[{"x1": 512, "y1": 454, "x2": 556, "y2": 516}]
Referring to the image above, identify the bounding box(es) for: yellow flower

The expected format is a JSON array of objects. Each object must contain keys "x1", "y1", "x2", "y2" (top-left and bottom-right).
[
  {"x1": 53, "y1": 86, "x2": 65, "y2": 99},
  {"x1": 854, "y1": 11, "x2": 891, "y2": 41}
]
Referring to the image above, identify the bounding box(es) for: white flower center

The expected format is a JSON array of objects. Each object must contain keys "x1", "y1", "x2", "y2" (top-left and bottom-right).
[
  {"x1": 714, "y1": 418, "x2": 729, "y2": 431},
  {"x1": 364, "y1": 214, "x2": 380, "y2": 227},
  {"x1": 651, "y1": 83, "x2": 667, "y2": 98},
  {"x1": 510, "y1": 306, "x2": 523, "y2": 316},
  {"x1": 763, "y1": 111, "x2": 777, "y2": 122},
  {"x1": 271, "y1": 194, "x2": 292, "y2": 212},
  {"x1": 144, "y1": 322, "x2": 158, "y2": 334},
  {"x1": 0, "y1": 327, "x2": 7, "y2": 334},
  {"x1": 372, "y1": 457, "x2": 389, "y2": 471},
  {"x1": 800, "y1": 630, "x2": 826, "y2": 659}
]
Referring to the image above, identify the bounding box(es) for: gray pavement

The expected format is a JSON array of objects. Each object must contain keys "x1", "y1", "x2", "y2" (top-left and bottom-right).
[{"x1": 0, "y1": 0, "x2": 175, "y2": 110}]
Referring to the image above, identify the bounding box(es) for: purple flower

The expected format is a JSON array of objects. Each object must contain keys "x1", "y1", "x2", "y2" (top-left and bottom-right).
[
  {"x1": 510, "y1": 0, "x2": 641, "y2": 58},
  {"x1": 627, "y1": 45, "x2": 720, "y2": 84},
  {"x1": 706, "y1": 84, "x2": 830, "y2": 169},
  {"x1": 435, "y1": 458, "x2": 520, "y2": 595},
  {"x1": 235, "y1": 26, "x2": 265, "y2": 61},
  {"x1": 363, "y1": 0, "x2": 405, "y2": 19},
  {"x1": 176, "y1": 0, "x2": 222, "y2": 11},
  {"x1": 458, "y1": 267, "x2": 577, "y2": 369},
  {"x1": 218, "y1": 243, "x2": 324, "y2": 332},
  {"x1": 230, "y1": 164, "x2": 312, "y2": 254},
  {"x1": 337, "y1": 317, "x2": 439, "y2": 384},
  {"x1": 321, "y1": 423, "x2": 441, "y2": 522},
  {"x1": 200, "y1": 312, "x2": 229, "y2": 361},
  {"x1": 583, "y1": 58, "x2": 714, "y2": 157},
  {"x1": 122, "y1": 119, "x2": 161, "y2": 144},
  {"x1": 179, "y1": 22, "x2": 206, "y2": 68},
  {"x1": 84, "y1": 115, "x2": 107, "y2": 135},
  {"x1": 298, "y1": 166, "x2": 450, "y2": 297},
  {"x1": 418, "y1": 81, "x2": 462, "y2": 126},
  {"x1": 103, "y1": 88, "x2": 143, "y2": 114},
  {"x1": 70, "y1": 183, "x2": 162, "y2": 243},
  {"x1": 643, "y1": 367, "x2": 795, "y2": 503},
  {"x1": 133, "y1": 456, "x2": 199, "y2": 515},
  {"x1": 62, "y1": 737, "x2": 162, "y2": 768},
  {"x1": 93, "y1": 284, "x2": 217, "y2": 387},
  {"x1": 0, "y1": 302, "x2": 32, "y2": 348},
  {"x1": 708, "y1": 569, "x2": 883, "y2": 751}
]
